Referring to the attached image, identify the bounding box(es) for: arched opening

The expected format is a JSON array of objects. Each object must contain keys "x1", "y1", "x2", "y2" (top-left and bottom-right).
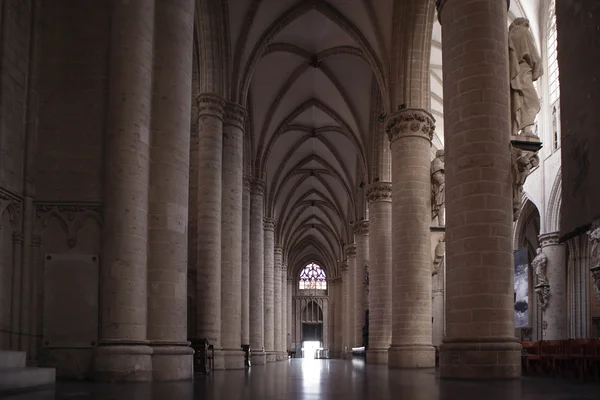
[
  {"x1": 299, "y1": 262, "x2": 327, "y2": 290},
  {"x1": 301, "y1": 301, "x2": 324, "y2": 359}
]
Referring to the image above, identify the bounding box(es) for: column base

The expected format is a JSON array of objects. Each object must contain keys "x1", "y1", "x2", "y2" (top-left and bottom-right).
[
  {"x1": 388, "y1": 344, "x2": 435, "y2": 368},
  {"x1": 440, "y1": 339, "x2": 521, "y2": 380},
  {"x1": 211, "y1": 348, "x2": 226, "y2": 370},
  {"x1": 366, "y1": 348, "x2": 388, "y2": 364},
  {"x1": 221, "y1": 348, "x2": 245, "y2": 369},
  {"x1": 275, "y1": 351, "x2": 287, "y2": 361},
  {"x1": 251, "y1": 349, "x2": 266, "y2": 365},
  {"x1": 151, "y1": 343, "x2": 193, "y2": 381},
  {"x1": 93, "y1": 342, "x2": 153, "y2": 382},
  {"x1": 266, "y1": 351, "x2": 277, "y2": 362}
]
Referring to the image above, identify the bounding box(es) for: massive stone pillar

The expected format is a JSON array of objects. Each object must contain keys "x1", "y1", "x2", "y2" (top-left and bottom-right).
[
  {"x1": 385, "y1": 109, "x2": 435, "y2": 369},
  {"x1": 340, "y1": 262, "x2": 350, "y2": 357},
  {"x1": 365, "y1": 182, "x2": 392, "y2": 364},
  {"x1": 147, "y1": 0, "x2": 195, "y2": 381},
  {"x1": 538, "y1": 232, "x2": 567, "y2": 340},
  {"x1": 287, "y1": 277, "x2": 293, "y2": 352},
  {"x1": 274, "y1": 246, "x2": 283, "y2": 360},
  {"x1": 332, "y1": 278, "x2": 342, "y2": 358},
  {"x1": 249, "y1": 180, "x2": 266, "y2": 364},
  {"x1": 438, "y1": 0, "x2": 521, "y2": 379},
  {"x1": 195, "y1": 93, "x2": 225, "y2": 370},
  {"x1": 241, "y1": 175, "x2": 252, "y2": 346},
  {"x1": 353, "y1": 221, "x2": 369, "y2": 347},
  {"x1": 220, "y1": 103, "x2": 246, "y2": 369},
  {"x1": 345, "y1": 245, "x2": 356, "y2": 356},
  {"x1": 281, "y1": 262, "x2": 288, "y2": 358},
  {"x1": 94, "y1": 0, "x2": 155, "y2": 381},
  {"x1": 263, "y1": 218, "x2": 276, "y2": 362}
]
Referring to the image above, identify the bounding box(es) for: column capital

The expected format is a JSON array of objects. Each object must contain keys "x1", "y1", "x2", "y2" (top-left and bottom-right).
[
  {"x1": 539, "y1": 231, "x2": 561, "y2": 247},
  {"x1": 353, "y1": 220, "x2": 369, "y2": 236},
  {"x1": 243, "y1": 174, "x2": 253, "y2": 192},
  {"x1": 195, "y1": 93, "x2": 226, "y2": 120},
  {"x1": 385, "y1": 108, "x2": 435, "y2": 145},
  {"x1": 263, "y1": 217, "x2": 276, "y2": 231},
  {"x1": 251, "y1": 179, "x2": 266, "y2": 196},
  {"x1": 340, "y1": 261, "x2": 349, "y2": 272},
  {"x1": 32, "y1": 235, "x2": 42, "y2": 248},
  {"x1": 436, "y1": 0, "x2": 510, "y2": 24},
  {"x1": 274, "y1": 245, "x2": 283, "y2": 255},
  {"x1": 345, "y1": 244, "x2": 357, "y2": 258},
  {"x1": 366, "y1": 181, "x2": 392, "y2": 204},
  {"x1": 224, "y1": 102, "x2": 246, "y2": 130},
  {"x1": 12, "y1": 232, "x2": 24, "y2": 244},
  {"x1": 287, "y1": 277, "x2": 294, "y2": 284}
]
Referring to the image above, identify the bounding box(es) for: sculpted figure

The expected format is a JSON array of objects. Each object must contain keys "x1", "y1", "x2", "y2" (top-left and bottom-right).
[
  {"x1": 531, "y1": 247, "x2": 548, "y2": 286},
  {"x1": 431, "y1": 149, "x2": 445, "y2": 226},
  {"x1": 511, "y1": 148, "x2": 539, "y2": 219},
  {"x1": 588, "y1": 227, "x2": 600, "y2": 269},
  {"x1": 509, "y1": 18, "x2": 543, "y2": 137},
  {"x1": 432, "y1": 235, "x2": 445, "y2": 276}
]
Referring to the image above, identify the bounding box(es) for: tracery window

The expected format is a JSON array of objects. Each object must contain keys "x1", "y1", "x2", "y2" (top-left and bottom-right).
[
  {"x1": 299, "y1": 263, "x2": 327, "y2": 290},
  {"x1": 547, "y1": 0, "x2": 561, "y2": 150}
]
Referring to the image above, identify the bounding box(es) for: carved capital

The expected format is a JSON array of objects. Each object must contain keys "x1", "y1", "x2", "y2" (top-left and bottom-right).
[
  {"x1": 263, "y1": 217, "x2": 276, "y2": 232},
  {"x1": 32, "y1": 235, "x2": 42, "y2": 248},
  {"x1": 366, "y1": 182, "x2": 392, "y2": 204},
  {"x1": 12, "y1": 232, "x2": 24, "y2": 244},
  {"x1": 251, "y1": 179, "x2": 266, "y2": 196},
  {"x1": 195, "y1": 93, "x2": 226, "y2": 120},
  {"x1": 243, "y1": 174, "x2": 253, "y2": 192},
  {"x1": 511, "y1": 145, "x2": 539, "y2": 221},
  {"x1": 224, "y1": 102, "x2": 246, "y2": 130},
  {"x1": 437, "y1": 0, "x2": 510, "y2": 24},
  {"x1": 274, "y1": 245, "x2": 283, "y2": 255},
  {"x1": 340, "y1": 262, "x2": 349, "y2": 272},
  {"x1": 385, "y1": 108, "x2": 435, "y2": 144},
  {"x1": 345, "y1": 244, "x2": 357, "y2": 258},
  {"x1": 539, "y1": 232, "x2": 561, "y2": 248},
  {"x1": 35, "y1": 202, "x2": 103, "y2": 249},
  {"x1": 353, "y1": 220, "x2": 369, "y2": 236}
]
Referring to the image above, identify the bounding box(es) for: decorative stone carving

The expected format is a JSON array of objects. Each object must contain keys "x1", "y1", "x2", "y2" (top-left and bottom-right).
[
  {"x1": 532, "y1": 247, "x2": 550, "y2": 310},
  {"x1": 587, "y1": 226, "x2": 600, "y2": 297},
  {"x1": 224, "y1": 102, "x2": 246, "y2": 130},
  {"x1": 353, "y1": 220, "x2": 369, "y2": 236},
  {"x1": 345, "y1": 244, "x2": 356, "y2": 259},
  {"x1": 431, "y1": 150, "x2": 445, "y2": 226},
  {"x1": 274, "y1": 245, "x2": 283, "y2": 256},
  {"x1": 509, "y1": 18, "x2": 543, "y2": 137},
  {"x1": 195, "y1": 93, "x2": 226, "y2": 120},
  {"x1": 385, "y1": 108, "x2": 435, "y2": 144},
  {"x1": 263, "y1": 217, "x2": 276, "y2": 232},
  {"x1": 432, "y1": 235, "x2": 445, "y2": 276},
  {"x1": 511, "y1": 146, "x2": 539, "y2": 221},
  {"x1": 251, "y1": 179, "x2": 266, "y2": 196},
  {"x1": 243, "y1": 174, "x2": 252, "y2": 192},
  {"x1": 0, "y1": 190, "x2": 22, "y2": 230},
  {"x1": 365, "y1": 182, "x2": 392, "y2": 204},
  {"x1": 340, "y1": 262, "x2": 349, "y2": 273},
  {"x1": 35, "y1": 203, "x2": 103, "y2": 249}
]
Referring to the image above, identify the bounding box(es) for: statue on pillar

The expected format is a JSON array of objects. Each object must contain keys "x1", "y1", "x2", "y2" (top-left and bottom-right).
[
  {"x1": 431, "y1": 149, "x2": 445, "y2": 226},
  {"x1": 511, "y1": 147, "x2": 539, "y2": 221},
  {"x1": 587, "y1": 226, "x2": 600, "y2": 297},
  {"x1": 432, "y1": 234, "x2": 445, "y2": 276},
  {"x1": 509, "y1": 18, "x2": 543, "y2": 137},
  {"x1": 532, "y1": 247, "x2": 550, "y2": 310}
]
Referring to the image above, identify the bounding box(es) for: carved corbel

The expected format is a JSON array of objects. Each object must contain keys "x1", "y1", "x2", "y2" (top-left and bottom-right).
[{"x1": 511, "y1": 146, "x2": 539, "y2": 221}]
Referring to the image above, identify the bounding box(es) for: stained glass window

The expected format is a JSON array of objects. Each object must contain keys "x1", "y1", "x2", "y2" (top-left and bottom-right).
[
  {"x1": 299, "y1": 263, "x2": 327, "y2": 290},
  {"x1": 547, "y1": 0, "x2": 561, "y2": 150}
]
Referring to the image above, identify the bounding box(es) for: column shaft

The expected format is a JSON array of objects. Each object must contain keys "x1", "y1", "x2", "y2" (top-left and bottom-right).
[
  {"x1": 241, "y1": 175, "x2": 251, "y2": 346},
  {"x1": 346, "y1": 246, "x2": 356, "y2": 356},
  {"x1": 263, "y1": 218, "x2": 276, "y2": 361},
  {"x1": 287, "y1": 278, "x2": 292, "y2": 352},
  {"x1": 366, "y1": 183, "x2": 392, "y2": 364},
  {"x1": 539, "y1": 232, "x2": 567, "y2": 340},
  {"x1": 147, "y1": 0, "x2": 195, "y2": 381},
  {"x1": 249, "y1": 180, "x2": 266, "y2": 364},
  {"x1": 341, "y1": 262, "x2": 350, "y2": 357},
  {"x1": 94, "y1": 0, "x2": 154, "y2": 381},
  {"x1": 195, "y1": 93, "x2": 225, "y2": 370},
  {"x1": 438, "y1": 0, "x2": 521, "y2": 379},
  {"x1": 281, "y1": 263, "x2": 288, "y2": 356},
  {"x1": 220, "y1": 103, "x2": 246, "y2": 369},
  {"x1": 353, "y1": 222, "x2": 369, "y2": 347},
  {"x1": 274, "y1": 246, "x2": 283, "y2": 360}
]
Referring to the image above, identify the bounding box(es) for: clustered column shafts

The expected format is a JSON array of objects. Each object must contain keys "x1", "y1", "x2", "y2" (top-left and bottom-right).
[
  {"x1": 263, "y1": 218, "x2": 276, "y2": 362},
  {"x1": 386, "y1": 109, "x2": 435, "y2": 369},
  {"x1": 365, "y1": 182, "x2": 392, "y2": 365},
  {"x1": 220, "y1": 103, "x2": 246, "y2": 369},
  {"x1": 241, "y1": 175, "x2": 252, "y2": 346},
  {"x1": 274, "y1": 246, "x2": 283, "y2": 360},
  {"x1": 346, "y1": 245, "x2": 357, "y2": 355},
  {"x1": 281, "y1": 262, "x2": 288, "y2": 356},
  {"x1": 249, "y1": 179, "x2": 266, "y2": 364},
  {"x1": 438, "y1": 0, "x2": 521, "y2": 379},
  {"x1": 146, "y1": 0, "x2": 195, "y2": 381},
  {"x1": 353, "y1": 221, "x2": 369, "y2": 347},
  {"x1": 94, "y1": 0, "x2": 155, "y2": 381},
  {"x1": 340, "y1": 262, "x2": 350, "y2": 357},
  {"x1": 287, "y1": 277, "x2": 293, "y2": 353}
]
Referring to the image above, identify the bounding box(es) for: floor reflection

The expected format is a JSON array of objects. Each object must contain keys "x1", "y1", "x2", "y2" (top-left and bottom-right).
[{"x1": 6, "y1": 358, "x2": 600, "y2": 400}]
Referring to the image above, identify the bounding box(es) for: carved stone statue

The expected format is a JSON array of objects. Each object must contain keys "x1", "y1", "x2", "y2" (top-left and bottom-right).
[
  {"x1": 587, "y1": 227, "x2": 600, "y2": 297},
  {"x1": 531, "y1": 247, "x2": 548, "y2": 286},
  {"x1": 511, "y1": 147, "x2": 539, "y2": 220},
  {"x1": 432, "y1": 235, "x2": 445, "y2": 276},
  {"x1": 431, "y1": 149, "x2": 445, "y2": 226},
  {"x1": 509, "y1": 18, "x2": 543, "y2": 137}
]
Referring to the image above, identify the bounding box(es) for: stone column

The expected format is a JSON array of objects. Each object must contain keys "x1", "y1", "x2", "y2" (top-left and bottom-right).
[
  {"x1": 346, "y1": 245, "x2": 357, "y2": 356},
  {"x1": 365, "y1": 182, "x2": 392, "y2": 364},
  {"x1": 353, "y1": 221, "x2": 369, "y2": 347},
  {"x1": 249, "y1": 180, "x2": 266, "y2": 364},
  {"x1": 340, "y1": 262, "x2": 350, "y2": 357},
  {"x1": 274, "y1": 246, "x2": 283, "y2": 360},
  {"x1": 147, "y1": 0, "x2": 195, "y2": 381},
  {"x1": 220, "y1": 103, "x2": 246, "y2": 369},
  {"x1": 539, "y1": 232, "x2": 567, "y2": 340},
  {"x1": 263, "y1": 218, "x2": 276, "y2": 362},
  {"x1": 94, "y1": 0, "x2": 154, "y2": 381},
  {"x1": 241, "y1": 175, "x2": 252, "y2": 346},
  {"x1": 281, "y1": 262, "x2": 288, "y2": 357},
  {"x1": 195, "y1": 93, "x2": 225, "y2": 370},
  {"x1": 438, "y1": 0, "x2": 521, "y2": 379},
  {"x1": 287, "y1": 277, "x2": 293, "y2": 352},
  {"x1": 385, "y1": 109, "x2": 435, "y2": 369}
]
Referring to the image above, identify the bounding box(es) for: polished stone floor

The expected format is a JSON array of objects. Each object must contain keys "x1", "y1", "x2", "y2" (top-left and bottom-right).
[{"x1": 7, "y1": 358, "x2": 600, "y2": 400}]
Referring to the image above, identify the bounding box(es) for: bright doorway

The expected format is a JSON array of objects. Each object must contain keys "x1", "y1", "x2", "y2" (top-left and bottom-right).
[{"x1": 302, "y1": 340, "x2": 321, "y2": 359}]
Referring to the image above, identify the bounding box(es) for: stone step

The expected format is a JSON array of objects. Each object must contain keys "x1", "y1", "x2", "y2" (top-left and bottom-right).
[
  {"x1": 0, "y1": 367, "x2": 56, "y2": 395},
  {"x1": 0, "y1": 351, "x2": 26, "y2": 369}
]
